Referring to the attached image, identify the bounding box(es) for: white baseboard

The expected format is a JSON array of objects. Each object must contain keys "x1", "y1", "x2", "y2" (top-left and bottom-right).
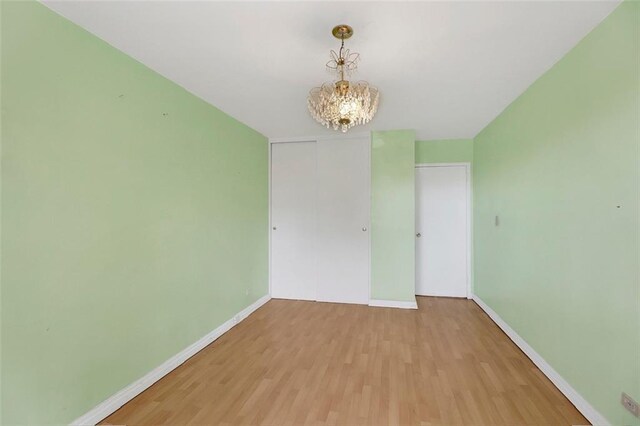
[
  {"x1": 70, "y1": 295, "x2": 271, "y2": 426},
  {"x1": 472, "y1": 294, "x2": 610, "y2": 426},
  {"x1": 369, "y1": 298, "x2": 418, "y2": 309}
]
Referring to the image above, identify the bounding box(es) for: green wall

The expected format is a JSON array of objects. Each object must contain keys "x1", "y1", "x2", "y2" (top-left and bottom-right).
[
  {"x1": 371, "y1": 130, "x2": 416, "y2": 302},
  {"x1": 415, "y1": 139, "x2": 473, "y2": 164},
  {"x1": 473, "y1": 2, "x2": 639, "y2": 425},
  {"x1": 1, "y1": 2, "x2": 268, "y2": 424}
]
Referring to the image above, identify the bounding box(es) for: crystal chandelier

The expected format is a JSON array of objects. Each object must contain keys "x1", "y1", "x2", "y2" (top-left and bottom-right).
[{"x1": 308, "y1": 25, "x2": 380, "y2": 133}]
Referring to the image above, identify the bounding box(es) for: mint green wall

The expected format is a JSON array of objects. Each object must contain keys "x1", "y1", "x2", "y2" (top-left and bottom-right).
[
  {"x1": 473, "y1": 2, "x2": 639, "y2": 425},
  {"x1": 1, "y1": 2, "x2": 268, "y2": 424},
  {"x1": 415, "y1": 139, "x2": 473, "y2": 164},
  {"x1": 371, "y1": 130, "x2": 416, "y2": 302}
]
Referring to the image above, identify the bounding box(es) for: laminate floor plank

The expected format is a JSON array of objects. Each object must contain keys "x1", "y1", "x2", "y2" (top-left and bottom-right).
[{"x1": 102, "y1": 297, "x2": 588, "y2": 425}]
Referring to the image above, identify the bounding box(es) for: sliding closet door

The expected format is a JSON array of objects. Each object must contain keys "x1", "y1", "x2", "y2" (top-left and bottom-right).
[
  {"x1": 316, "y1": 137, "x2": 370, "y2": 304},
  {"x1": 270, "y1": 142, "x2": 317, "y2": 301}
]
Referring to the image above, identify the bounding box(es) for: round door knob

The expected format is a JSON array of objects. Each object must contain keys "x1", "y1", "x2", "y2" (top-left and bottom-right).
[
  {"x1": 416, "y1": 233, "x2": 421, "y2": 237},
  {"x1": 362, "y1": 227, "x2": 367, "y2": 232},
  {"x1": 272, "y1": 226, "x2": 276, "y2": 230}
]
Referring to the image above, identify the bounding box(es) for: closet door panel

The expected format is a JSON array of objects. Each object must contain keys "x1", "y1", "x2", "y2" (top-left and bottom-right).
[
  {"x1": 316, "y1": 137, "x2": 370, "y2": 304},
  {"x1": 270, "y1": 142, "x2": 317, "y2": 301}
]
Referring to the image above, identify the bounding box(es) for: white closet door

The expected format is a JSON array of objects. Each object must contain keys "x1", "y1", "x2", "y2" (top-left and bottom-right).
[
  {"x1": 316, "y1": 137, "x2": 370, "y2": 305},
  {"x1": 270, "y1": 142, "x2": 317, "y2": 301},
  {"x1": 415, "y1": 165, "x2": 469, "y2": 298}
]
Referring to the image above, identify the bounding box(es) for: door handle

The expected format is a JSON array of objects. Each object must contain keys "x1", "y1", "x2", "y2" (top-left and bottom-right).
[
  {"x1": 416, "y1": 233, "x2": 421, "y2": 238},
  {"x1": 362, "y1": 227, "x2": 367, "y2": 232}
]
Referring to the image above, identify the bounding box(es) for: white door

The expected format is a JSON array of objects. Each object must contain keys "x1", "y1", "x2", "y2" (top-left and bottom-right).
[
  {"x1": 415, "y1": 164, "x2": 469, "y2": 298},
  {"x1": 315, "y1": 137, "x2": 370, "y2": 305},
  {"x1": 270, "y1": 142, "x2": 317, "y2": 301}
]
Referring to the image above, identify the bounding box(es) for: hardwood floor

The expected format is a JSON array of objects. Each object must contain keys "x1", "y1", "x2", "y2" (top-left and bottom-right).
[{"x1": 102, "y1": 297, "x2": 588, "y2": 425}]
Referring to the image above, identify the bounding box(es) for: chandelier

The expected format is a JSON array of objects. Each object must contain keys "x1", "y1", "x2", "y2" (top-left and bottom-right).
[{"x1": 308, "y1": 25, "x2": 380, "y2": 133}]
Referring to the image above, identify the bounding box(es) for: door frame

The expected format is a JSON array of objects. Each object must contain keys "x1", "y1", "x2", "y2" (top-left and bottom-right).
[
  {"x1": 268, "y1": 133, "x2": 372, "y2": 302},
  {"x1": 415, "y1": 162, "x2": 472, "y2": 299}
]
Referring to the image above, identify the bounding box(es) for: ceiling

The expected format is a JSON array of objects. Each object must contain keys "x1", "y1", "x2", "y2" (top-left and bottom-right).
[{"x1": 44, "y1": 1, "x2": 619, "y2": 141}]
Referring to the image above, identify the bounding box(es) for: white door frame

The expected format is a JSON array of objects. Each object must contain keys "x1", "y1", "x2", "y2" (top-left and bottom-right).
[
  {"x1": 415, "y1": 162, "x2": 472, "y2": 299},
  {"x1": 268, "y1": 133, "x2": 372, "y2": 302}
]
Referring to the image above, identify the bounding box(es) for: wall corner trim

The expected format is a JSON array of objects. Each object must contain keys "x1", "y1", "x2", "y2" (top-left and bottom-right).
[
  {"x1": 472, "y1": 294, "x2": 610, "y2": 426},
  {"x1": 70, "y1": 295, "x2": 272, "y2": 426},
  {"x1": 368, "y1": 299, "x2": 418, "y2": 309}
]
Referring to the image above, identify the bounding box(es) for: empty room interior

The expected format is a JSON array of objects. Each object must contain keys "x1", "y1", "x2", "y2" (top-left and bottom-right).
[{"x1": 1, "y1": 0, "x2": 639, "y2": 425}]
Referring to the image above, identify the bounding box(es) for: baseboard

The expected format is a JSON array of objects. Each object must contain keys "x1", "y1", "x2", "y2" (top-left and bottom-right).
[
  {"x1": 368, "y1": 298, "x2": 418, "y2": 309},
  {"x1": 70, "y1": 295, "x2": 271, "y2": 426},
  {"x1": 472, "y1": 294, "x2": 610, "y2": 426}
]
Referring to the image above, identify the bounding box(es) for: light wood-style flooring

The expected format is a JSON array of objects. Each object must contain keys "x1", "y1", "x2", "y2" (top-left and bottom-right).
[{"x1": 102, "y1": 297, "x2": 588, "y2": 425}]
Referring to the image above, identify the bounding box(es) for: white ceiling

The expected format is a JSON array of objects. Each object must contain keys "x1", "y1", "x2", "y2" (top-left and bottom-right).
[{"x1": 44, "y1": 1, "x2": 619, "y2": 140}]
